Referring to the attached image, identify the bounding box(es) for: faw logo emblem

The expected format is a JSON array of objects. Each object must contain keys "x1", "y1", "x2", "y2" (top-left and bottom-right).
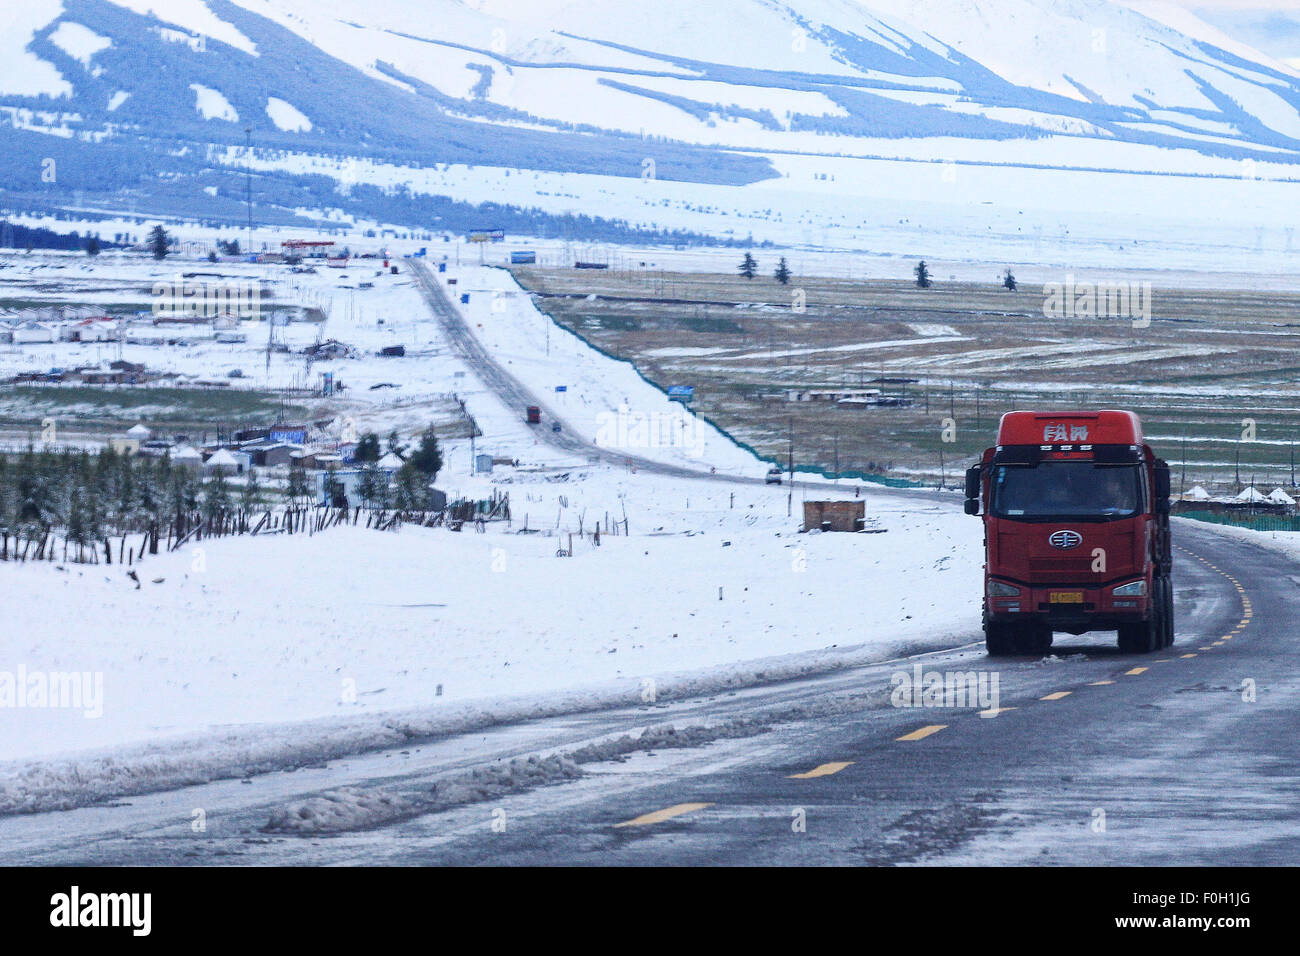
[
  {"x1": 1043, "y1": 423, "x2": 1089, "y2": 442},
  {"x1": 1049, "y1": 530, "x2": 1083, "y2": 550}
]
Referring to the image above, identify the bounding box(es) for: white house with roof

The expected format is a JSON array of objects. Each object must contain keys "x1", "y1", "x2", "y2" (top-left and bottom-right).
[{"x1": 13, "y1": 321, "x2": 55, "y2": 344}]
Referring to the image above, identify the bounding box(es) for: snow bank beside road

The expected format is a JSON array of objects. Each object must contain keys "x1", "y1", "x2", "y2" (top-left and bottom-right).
[
  {"x1": 450, "y1": 265, "x2": 767, "y2": 477},
  {"x1": 0, "y1": 474, "x2": 980, "y2": 813}
]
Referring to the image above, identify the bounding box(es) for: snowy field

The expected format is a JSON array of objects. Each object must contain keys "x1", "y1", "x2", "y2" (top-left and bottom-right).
[
  {"x1": 0, "y1": 248, "x2": 986, "y2": 815},
  {"x1": 0, "y1": 473, "x2": 976, "y2": 766}
]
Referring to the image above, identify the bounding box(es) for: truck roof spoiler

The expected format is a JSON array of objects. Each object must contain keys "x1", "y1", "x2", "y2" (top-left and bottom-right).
[
  {"x1": 992, "y1": 445, "x2": 1040, "y2": 465},
  {"x1": 993, "y1": 444, "x2": 1142, "y2": 465}
]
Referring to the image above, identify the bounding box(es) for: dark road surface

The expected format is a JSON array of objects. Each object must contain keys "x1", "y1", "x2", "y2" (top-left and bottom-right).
[{"x1": 5, "y1": 518, "x2": 1296, "y2": 865}]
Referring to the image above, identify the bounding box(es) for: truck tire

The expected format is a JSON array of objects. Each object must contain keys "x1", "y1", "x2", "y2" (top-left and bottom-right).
[
  {"x1": 1118, "y1": 596, "x2": 1161, "y2": 654},
  {"x1": 1161, "y1": 575, "x2": 1175, "y2": 648},
  {"x1": 985, "y1": 621, "x2": 1018, "y2": 657},
  {"x1": 1014, "y1": 624, "x2": 1052, "y2": 655}
]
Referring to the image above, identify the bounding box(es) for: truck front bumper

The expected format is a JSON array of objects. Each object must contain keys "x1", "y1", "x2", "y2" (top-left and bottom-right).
[{"x1": 986, "y1": 584, "x2": 1150, "y2": 634}]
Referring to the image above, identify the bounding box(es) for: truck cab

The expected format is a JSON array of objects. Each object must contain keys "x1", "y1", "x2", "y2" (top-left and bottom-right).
[{"x1": 964, "y1": 410, "x2": 1172, "y2": 656}]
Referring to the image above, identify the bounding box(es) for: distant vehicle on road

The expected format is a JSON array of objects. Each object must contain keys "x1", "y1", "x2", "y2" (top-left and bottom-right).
[
  {"x1": 552, "y1": 421, "x2": 562, "y2": 433},
  {"x1": 965, "y1": 410, "x2": 1172, "y2": 656},
  {"x1": 526, "y1": 405, "x2": 541, "y2": 424},
  {"x1": 765, "y1": 466, "x2": 783, "y2": 485}
]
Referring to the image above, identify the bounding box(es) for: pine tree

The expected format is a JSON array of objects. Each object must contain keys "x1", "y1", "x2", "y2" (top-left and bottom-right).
[
  {"x1": 915, "y1": 260, "x2": 932, "y2": 289},
  {"x1": 409, "y1": 427, "x2": 442, "y2": 479},
  {"x1": 739, "y1": 252, "x2": 757, "y2": 279},
  {"x1": 286, "y1": 464, "x2": 309, "y2": 504},
  {"x1": 1003, "y1": 268, "x2": 1017, "y2": 291},
  {"x1": 86, "y1": 235, "x2": 100, "y2": 256},
  {"x1": 356, "y1": 463, "x2": 381, "y2": 508},
  {"x1": 203, "y1": 473, "x2": 232, "y2": 521},
  {"x1": 394, "y1": 461, "x2": 427, "y2": 510},
  {"x1": 774, "y1": 257, "x2": 791, "y2": 285},
  {"x1": 240, "y1": 468, "x2": 261, "y2": 512},
  {"x1": 148, "y1": 225, "x2": 170, "y2": 260},
  {"x1": 386, "y1": 430, "x2": 407, "y2": 458},
  {"x1": 353, "y1": 432, "x2": 381, "y2": 463}
]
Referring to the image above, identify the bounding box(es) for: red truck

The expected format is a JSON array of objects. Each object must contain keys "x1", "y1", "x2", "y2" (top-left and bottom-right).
[{"x1": 965, "y1": 410, "x2": 1173, "y2": 656}]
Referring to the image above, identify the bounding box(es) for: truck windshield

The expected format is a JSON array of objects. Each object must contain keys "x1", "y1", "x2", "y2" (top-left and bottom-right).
[{"x1": 990, "y1": 462, "x2": 1142, "y2": 521}]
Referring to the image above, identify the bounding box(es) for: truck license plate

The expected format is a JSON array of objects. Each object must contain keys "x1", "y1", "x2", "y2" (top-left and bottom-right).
[{"x1": 1049, "y1": 591, "x2": 1084, "y2": 604}]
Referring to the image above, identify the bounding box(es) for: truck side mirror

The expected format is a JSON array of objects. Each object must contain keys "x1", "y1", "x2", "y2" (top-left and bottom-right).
[
  {"x1": 964, "y1": 465, "x2": 981, "y2": 501},
  {"x1": 964, "y1": 498, "x2": 980, "y2": 516},
  {"x1": 1154, "y1": 462, "x2": 1171, "y2": 500}
]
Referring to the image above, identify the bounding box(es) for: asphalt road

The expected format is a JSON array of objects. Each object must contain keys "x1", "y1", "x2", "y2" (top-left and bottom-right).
[{"x1": 4, "y1": 518, "x2": 1296, "y2": 865}]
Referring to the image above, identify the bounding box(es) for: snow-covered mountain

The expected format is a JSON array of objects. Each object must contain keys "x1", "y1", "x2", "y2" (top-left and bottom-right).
[{"x1": 4, "y1": 0, "x2": 1300, "y2": 245}]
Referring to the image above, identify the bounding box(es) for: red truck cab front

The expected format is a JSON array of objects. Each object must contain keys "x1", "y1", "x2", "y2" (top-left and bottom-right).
[{"x1": 965, "y1": 411, "x2": 1173, "y2": 656}]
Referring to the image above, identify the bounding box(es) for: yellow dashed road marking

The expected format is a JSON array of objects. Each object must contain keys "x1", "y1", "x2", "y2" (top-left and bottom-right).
[
  {"x1": 1089, "y1": 680, "x2": 1116, "y2": 686},
  {"x1": 1125, "y1": 667, "x2": 1148, "y2": 676},
  {"x1": 789, "y1": 762, "x2": 853, "y2": 779},
  {"x1": 896, "y1": 725, "x2": 947, "y2": 742},
  {"x1": 1180, "y1": 653, "x2": 1198, "y2": 659},
  {"x1": 977, "y1": 706, "x2": 1017, "y2": 718},
  {"x1": 1040, "y1": 691, "x2": 1072, "y2": 701},
  {"x1": 614, "y1": 802, "x2": 713, "y2": 828}
]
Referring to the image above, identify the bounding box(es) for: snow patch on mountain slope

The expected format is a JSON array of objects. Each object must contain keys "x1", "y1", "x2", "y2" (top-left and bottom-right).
[
  {"x1": 266, "y1": 95, "x2": 311, "y2": 131},
  {"x1": 189, "y1": 82, "x2": 238, "y2": 121},
  {"x1": 0, "y1": 1, "x2": 70, "y2": 98},
  {"x1": 48, "y1": 21, "x2": 112, "y2": 70},
  {"x1": 108, "y1": 0, "x2": 258, "y2": 55}
]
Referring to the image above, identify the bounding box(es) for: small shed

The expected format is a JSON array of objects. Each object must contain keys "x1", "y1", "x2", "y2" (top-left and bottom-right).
[
  {"x1": 127, "y1": 423, "x2": 152, "y2": 441},
  {"x1": 255, "y1": 443, "x2": 299, "y2": 468},
  {"x1": 802, "y1": 500, "x2": 866, "y2": 533},
  {"x1": 377, "y1": 451, "x2": 405, "y2": 473}
]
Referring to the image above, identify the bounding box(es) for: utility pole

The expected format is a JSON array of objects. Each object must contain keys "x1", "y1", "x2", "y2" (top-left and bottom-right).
[
  {"x1": 786, "y1": 426, "x2": 794, "y2": 518},
  {"x1": 1181, "y1": 433, "x2": 1187, "y2": 495},
  {"x1": 244, "y1": 127, "x2": 253, "y2": 255}
]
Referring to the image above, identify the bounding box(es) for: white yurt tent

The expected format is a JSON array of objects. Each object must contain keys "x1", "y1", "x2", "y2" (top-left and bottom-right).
[
  {"x1": 203, "y1": 448, "x2": 241, "y2": 477},
  {"x1": 171, "y1": 446, "x2": 203, "y2": 471},
  {"x1": 1268, "y1": 487, "x2": 1296, "y2": 506}
]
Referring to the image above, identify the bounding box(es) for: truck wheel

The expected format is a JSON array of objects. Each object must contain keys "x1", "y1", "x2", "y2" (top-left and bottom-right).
[
  {"x1": 1118, "y1": 602, "x2": 1161, "y2": 654},
  {"x1": 1161, "y1": 576, "x2": 1175, "y2": 648},
  {"x1": 1014, "y1": 625, "x2": 1052, "y2": 655},
  {"x1": 985, "y1": 621, "x2": 1017, "y2": 657}
]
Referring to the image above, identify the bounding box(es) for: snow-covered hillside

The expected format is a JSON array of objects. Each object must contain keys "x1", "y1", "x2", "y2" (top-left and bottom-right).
[{"x1": 4, "y1": 0, "x2": 1300, "y2": 262}]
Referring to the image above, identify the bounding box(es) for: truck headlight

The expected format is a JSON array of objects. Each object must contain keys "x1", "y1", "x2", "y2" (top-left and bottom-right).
[
  {"x1": 988, "y1": 580, "x2": 1020, "y2": 597},
  {"x1": 1113, "y1": 580, "x2": 1147, "y2": 597}
]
